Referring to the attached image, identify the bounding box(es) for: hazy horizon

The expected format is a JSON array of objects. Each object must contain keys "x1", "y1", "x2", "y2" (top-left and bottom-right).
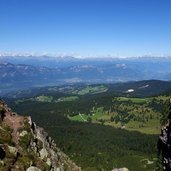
[{"x1": 1, "y1": 51, "x2": 171, "y2": 59}]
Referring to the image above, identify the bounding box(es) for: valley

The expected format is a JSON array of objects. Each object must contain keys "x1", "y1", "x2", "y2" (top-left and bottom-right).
[{"x1": 3, "y1": 81, "x2": 170, "y2": 171}]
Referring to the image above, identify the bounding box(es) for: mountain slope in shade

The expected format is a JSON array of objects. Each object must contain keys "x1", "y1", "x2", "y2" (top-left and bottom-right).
[{"x1": 0, "y1": 101, "x2": 81, "y2": 171}]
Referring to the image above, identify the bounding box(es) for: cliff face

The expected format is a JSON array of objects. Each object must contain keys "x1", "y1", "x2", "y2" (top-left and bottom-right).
[
  {"x1": 158, "y1": 101, "x2": 171, "y2": 171},
  {"x1": 0, "y1": 101, "x2": 81, "y2": 171}
]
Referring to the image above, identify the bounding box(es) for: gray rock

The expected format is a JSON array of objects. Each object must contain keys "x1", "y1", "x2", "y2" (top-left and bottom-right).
[
  {"x1": 112, "y1": 168, "x2": 129, "y2": 171},
  {"x1": 26, "y1": 166, "x2": 42, "y2": 171},
  {"x1": 19, "y1": 130, "x2": 28, "y2": 137},
  {"x1": 39, "y1": 148, "x2": 48, "y2": 159}
]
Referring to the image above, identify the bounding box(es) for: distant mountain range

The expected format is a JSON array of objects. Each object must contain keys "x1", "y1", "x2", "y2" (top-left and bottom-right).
[{"x1": 0, "y1": 56, "x2": 171, "y2": 95}]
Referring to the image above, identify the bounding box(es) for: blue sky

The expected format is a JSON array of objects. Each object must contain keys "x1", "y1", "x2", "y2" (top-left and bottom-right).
[{"x1": 0, "y1": 0, "x2": 171, "y2": 57}]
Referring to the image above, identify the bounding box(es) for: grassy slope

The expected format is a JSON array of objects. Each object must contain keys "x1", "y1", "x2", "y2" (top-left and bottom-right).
[{"x1": 68, "y1": 96, "x2": 166, "y2": 134}]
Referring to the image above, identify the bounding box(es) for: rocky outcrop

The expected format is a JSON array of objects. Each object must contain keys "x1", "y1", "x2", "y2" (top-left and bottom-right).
[
  {"x1": 0, "y1": 101, "x2": 81, "y2": 171},
  {"x1": 158, "y1": 99, "x2": 171, "y2": 171}
]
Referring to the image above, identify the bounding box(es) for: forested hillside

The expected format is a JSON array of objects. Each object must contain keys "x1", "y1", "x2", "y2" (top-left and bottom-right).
[{"x1": 3, "y1": 82, "x2": 170, "y2": 171}]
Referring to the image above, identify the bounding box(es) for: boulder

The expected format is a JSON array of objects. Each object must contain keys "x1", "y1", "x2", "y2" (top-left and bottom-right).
[
  {"x1": 19, "y1": 130, "x2": 28, "y2": 137},
  {"x1": 26, "y1": 166, "x2": 42, "y2": 171},
  {"x1": 112, "y1": 168, "x2": 129, "y2": 171},
  {"x1": 39, "y1": 148, "x2": 48, "y2": 159}
]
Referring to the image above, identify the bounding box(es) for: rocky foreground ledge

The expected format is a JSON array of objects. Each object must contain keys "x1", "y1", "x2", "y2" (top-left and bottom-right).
[
  {"x1": 0, "y1": 101, "x2": 81, "y2": 171},
  {"x1": 158, "y1": 99, "x2": 171, "y2": 171}
]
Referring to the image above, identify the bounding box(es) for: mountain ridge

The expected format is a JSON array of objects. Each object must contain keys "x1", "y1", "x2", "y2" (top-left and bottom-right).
[{"x1": 1, "y1": 56, "x2": 171, "y2": 95}]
